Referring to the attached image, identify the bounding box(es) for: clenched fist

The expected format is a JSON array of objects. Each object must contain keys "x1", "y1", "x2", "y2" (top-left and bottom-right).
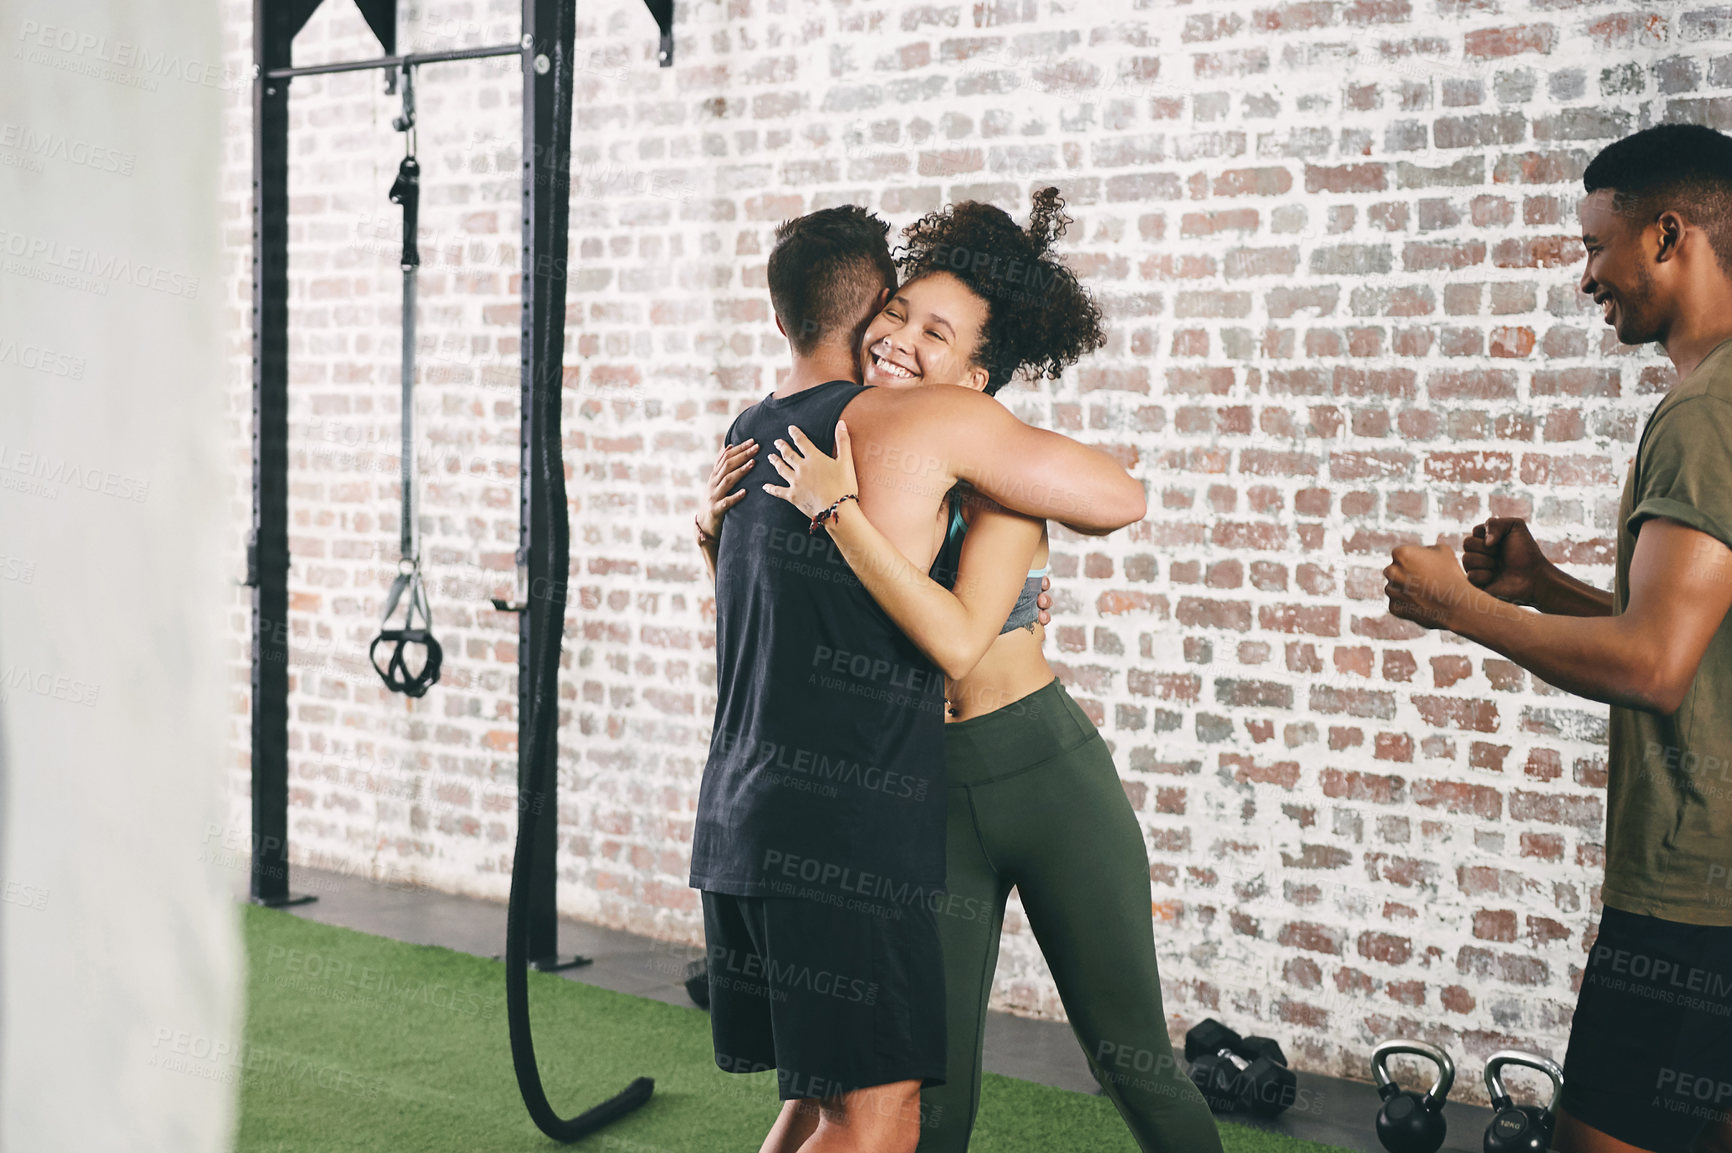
[
  {"x1": 1384, "y1": 543, "x2": 1476, "y2": 631},
  {"x1": 1462, "y1": 518, "x2": 1553, "y2": 607}
]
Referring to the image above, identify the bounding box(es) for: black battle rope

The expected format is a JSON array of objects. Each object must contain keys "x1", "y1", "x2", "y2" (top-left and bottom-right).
[
  {"x1": 370, "y1": 65, "x2": 442, "y2": 698},
  {"x1": 503, "y1": 21, "x2": 653, "y2": 1138},
  {"x1": 503, "y1": 411, "x2": 652, "y2": 1135},
  {"x1": 503, "y1": 261, "x2": 655, "y2": 1139}
]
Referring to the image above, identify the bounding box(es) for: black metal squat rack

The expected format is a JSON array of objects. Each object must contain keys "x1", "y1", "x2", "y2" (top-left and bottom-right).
[{"x1": 246, "y1": 0, "x2": 672, "y2": 967}]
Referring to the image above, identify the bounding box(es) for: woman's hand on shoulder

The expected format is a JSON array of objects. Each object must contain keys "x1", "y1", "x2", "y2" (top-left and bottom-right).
[
  {"x1": 762, "y1": 421, "x2": 859, "y2": 520},
  {"x1": 699, "y1": 438, "x2": 757, "y2": 541}
]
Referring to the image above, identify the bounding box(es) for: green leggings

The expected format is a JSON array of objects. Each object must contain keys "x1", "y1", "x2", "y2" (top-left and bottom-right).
[{"x1": 916, "y1": 678, "x2": 1222, "y2": 1153}]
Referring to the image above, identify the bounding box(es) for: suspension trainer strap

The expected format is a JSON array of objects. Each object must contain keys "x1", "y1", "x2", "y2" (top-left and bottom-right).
[
  {"x1": 369, "y1": 567, "x2": 442, "y2": 697},
  {"x1": 390, "y1": 151, "x2": 420, "y2": 559},
  {"x1": 372, "y1": 65, "x2": 440, "y2": 699}
]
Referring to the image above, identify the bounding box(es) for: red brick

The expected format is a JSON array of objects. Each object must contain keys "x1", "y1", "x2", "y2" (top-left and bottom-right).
[
  {"x1": 1358, "y1": 931, "x2": 1413, "y2": 965},
  {"x1": 1374, "y1": 732, "x2": 1414, "y2": 762},
  {"x1": 1214, "y1": 167, "x2": 1294, "y2": 197},
  {"x1": 1182, "y1": 208, "x2": 1260, "y2": 236},
  {"x1": 1305, "y1": 164, "x2": 1387, "y2": 194},
  {"x1": 1403, "y1": 240, "x2": 1486, "y2": 270},
  {"x1": 1510, "y1": 790, "x2": 1603, "y2": 828},
  {"x1": 1489, "y1": 326, "x2": 1535, "y2": 358},
  {"x1": 1413, "y1": 779, "x2": 1503, "y2": 820},
  {"x1": 1473, "y1": 909, "x2": 1518, "y2": 942},
  {"x1": 1425, "y1": 451, "x2": 1513, "y2": 483},
  {"x1": 1311, "y1": 685, "x2": 1397, "y2": 719},
  {"x1": 1278, "y1": 921, "x2": 1345, "y2": 956},
  {"x1": 1321, "y1": 769, "x2": 1406, "y2": 803},
  {"x1": 1469, "y1": 742, "x2": 1511, "y2": 772},
  {"x1": 1259, "y1": 604, "x2": 1342, "y2": 636},
  {"x1": 1430, "y1": 655, "x2": 1473, "y2": 688},
  {"x1": 1222, "y1": 753, "x2": 1302, "y2": 788},
  {"x1": 1492, "y1": 235, "x2": 1582, "y2": 269},
  {"x1": 1441, "y1": 986, "x2": 1476, "y2": 1014},
  {"x1": 1129, "y1": 671, "x2": 1202, "y2": 701},
  {"x1": 1429, "y1": 369, "x2": 1518, "y2": 400},
  {"x1": 1464, "y1": 24, "x2": 1558, "y2": 59},
  {"x1": 1412, "y1": 696, "x2": 1500, "y2": 733},
  {"x1": 1520, "y1": 833, "x2": 1564, "y2": 862}
]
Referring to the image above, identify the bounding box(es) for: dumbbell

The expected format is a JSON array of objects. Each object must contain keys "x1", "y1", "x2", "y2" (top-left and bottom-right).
[
  {"x1": 1183, "y1": 1018, "x2": 1299, "y2": 1118},
  {"x1": 1483, "y1": 1050, "x2": 1563, "y2": 1153},
  {"x1": 1371, "y1": 1040, "x2": 1455, "y2": 1153}
]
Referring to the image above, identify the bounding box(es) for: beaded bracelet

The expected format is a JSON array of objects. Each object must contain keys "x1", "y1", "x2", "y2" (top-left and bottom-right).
[{"x1": 808, "y1": 493, "x2": 859, "y2": 533}]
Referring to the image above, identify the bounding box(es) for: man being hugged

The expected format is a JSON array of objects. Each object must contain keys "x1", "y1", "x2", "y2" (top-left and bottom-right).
[{"x1": 1385, "y1": 125, "x2": 1732, "y2": 1153}]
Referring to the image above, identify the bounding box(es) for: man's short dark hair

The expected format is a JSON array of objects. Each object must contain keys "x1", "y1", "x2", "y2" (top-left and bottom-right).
[
  {"x1": 767, "y1": 206, "x2": 896, "y2": 356},
  {"x1": 1584, "y1": 124, "x2": 1732, "y2": 275}
]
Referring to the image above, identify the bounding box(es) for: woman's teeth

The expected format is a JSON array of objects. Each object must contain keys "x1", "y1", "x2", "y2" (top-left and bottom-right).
[
  {"x1": 873, "y1": 353, "x2": 914, "y2": 379},
  {"x1": 1602, "y1": 298, "x2": 1614, "y2": 321}
]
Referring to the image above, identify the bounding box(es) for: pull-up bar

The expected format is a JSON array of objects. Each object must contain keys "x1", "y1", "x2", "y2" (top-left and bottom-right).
[{"x1": 262, "y1": 42, "x2": 523, "y2": 80}]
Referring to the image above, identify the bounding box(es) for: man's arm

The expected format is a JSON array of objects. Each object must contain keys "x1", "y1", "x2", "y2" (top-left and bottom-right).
[
  {"x1": 759, "y1": 423, "x2": 1040, "y2": 680},
  {"x1": 857, "y1": 386, "x2": 1146, "y2": 535},
  {"x1": 1386, "y1": 518, "x2": 1732, "y2": 714},
  {"x1": 1461, "y1": 517, "x2": 1613, "y2": 617}
]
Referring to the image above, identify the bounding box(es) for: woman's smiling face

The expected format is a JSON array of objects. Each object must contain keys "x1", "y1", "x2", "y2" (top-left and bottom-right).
[{"x1": 858, "y1": 271, "x2": 992, "y2": 392}]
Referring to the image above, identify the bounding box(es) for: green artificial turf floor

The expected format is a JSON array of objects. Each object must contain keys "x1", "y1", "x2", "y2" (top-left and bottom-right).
[{"x1": 234, "y1": 905, "x2": 1352, "y2": 1152}]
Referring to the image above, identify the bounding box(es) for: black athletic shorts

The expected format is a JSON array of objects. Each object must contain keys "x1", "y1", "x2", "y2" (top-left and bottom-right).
[
  {"x1": 699, "y1": 890, "x2": 947, "y2": 1101},
  {"x1": 1560, "y1": 906, "x2": 1732, "y2": 1152}
]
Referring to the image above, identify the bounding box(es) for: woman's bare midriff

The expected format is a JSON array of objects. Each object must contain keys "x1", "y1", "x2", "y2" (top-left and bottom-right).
[
  {"x1": 935, "y1": 501, "x2": 1055, "y2": 723},
  {"x1": 945, "y1": 625, "x2": 1056, "y2": 722}
]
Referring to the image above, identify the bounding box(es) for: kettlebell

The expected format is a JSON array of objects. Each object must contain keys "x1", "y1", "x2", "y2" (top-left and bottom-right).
[
  {"x1": 1483, "y1": 1050, "x2": 1563, "y2": 1153},
  {"x1": 1371, "y1": 1039, "x2": 1455, "y2": 1153}
]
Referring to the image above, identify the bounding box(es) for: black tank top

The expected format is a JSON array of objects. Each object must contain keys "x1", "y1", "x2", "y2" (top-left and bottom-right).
[{"x1": 690, "y1": 381, "x2": 949, "y2": 902}]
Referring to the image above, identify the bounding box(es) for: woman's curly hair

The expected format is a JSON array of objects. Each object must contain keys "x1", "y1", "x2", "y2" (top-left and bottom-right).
[{"x1": 892, "y1": 187, "x2": 1105, "y2": 395}]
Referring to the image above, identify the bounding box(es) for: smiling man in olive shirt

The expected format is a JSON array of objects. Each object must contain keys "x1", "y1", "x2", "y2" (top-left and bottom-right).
[{"x1": 1383, "y1": 125, "x2": 1732, "y2": 1153}]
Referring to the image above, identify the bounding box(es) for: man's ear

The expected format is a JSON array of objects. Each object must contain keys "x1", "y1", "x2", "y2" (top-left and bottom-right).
[
  {"x1": 876, "y1": 286, "x2": 892, "y2": 310},
  {"x1": 1654, "y1": 210, "x2": 1685, "y2": 264}
]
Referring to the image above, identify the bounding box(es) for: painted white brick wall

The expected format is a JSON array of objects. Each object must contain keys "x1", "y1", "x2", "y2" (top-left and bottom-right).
[{"x1": 219, "y1": 0, "x2": 1717, "y2": 1091}]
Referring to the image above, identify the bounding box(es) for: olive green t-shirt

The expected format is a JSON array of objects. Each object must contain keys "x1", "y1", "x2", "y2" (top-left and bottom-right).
[{"x1": 1605, "y1": 336, "x2": 1732, "y2": 926}]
